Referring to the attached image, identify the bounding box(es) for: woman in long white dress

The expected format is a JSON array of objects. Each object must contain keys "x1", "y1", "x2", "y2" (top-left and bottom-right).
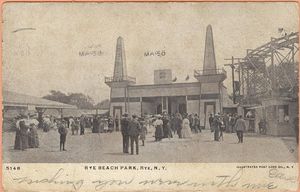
[{"x1": 182, "y1": 115, "x2": 192, "y2": 138}]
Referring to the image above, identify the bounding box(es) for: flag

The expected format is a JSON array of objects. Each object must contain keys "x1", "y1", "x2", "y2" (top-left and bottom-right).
[{"x1": 185, "y1": 75, "x2": 189, "y2": 81}]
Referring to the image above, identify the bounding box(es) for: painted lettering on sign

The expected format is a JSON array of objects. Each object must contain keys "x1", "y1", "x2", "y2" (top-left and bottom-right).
[{"x1": 144, "y1": 50, "x2": 166, "y2": 57}]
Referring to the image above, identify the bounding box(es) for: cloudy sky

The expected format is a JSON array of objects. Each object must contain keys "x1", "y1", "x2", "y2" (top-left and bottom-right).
[{"x1": 3, "y1": 2, "x2": 298, "y2": 103}]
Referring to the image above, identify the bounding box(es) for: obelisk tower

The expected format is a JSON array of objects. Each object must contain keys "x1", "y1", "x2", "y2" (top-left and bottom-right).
[
  {"x1": 194, "y1": 25, "x2": 226, "y2": 129},
  {"x1": 113, "y1": 36, "x2": 128, "y2": 81},
  {"x1": 105, "y1": 37, "x2": 136, "y2": 122},
  {"x1": 203, "y1": 25, "x2": 217, "y2": 74}
]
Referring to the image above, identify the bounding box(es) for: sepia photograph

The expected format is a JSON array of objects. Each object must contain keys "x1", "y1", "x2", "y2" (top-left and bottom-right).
[{"x1": 2, "y1": 2, "x2": 299, "y2": 165}]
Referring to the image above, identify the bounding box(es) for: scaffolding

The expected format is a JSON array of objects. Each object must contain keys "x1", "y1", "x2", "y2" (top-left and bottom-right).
[{"x1": 225, "y1": 32, "x2": 299, "y2": 105}]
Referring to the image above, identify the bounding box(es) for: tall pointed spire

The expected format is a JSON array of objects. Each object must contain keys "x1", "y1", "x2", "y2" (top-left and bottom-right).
[
  {"x1": 203, "y1": 25, "x2": 217, "y2": 75},
  {"x1": 113, "y1": 36, "x2": 127, "y2": 81}
]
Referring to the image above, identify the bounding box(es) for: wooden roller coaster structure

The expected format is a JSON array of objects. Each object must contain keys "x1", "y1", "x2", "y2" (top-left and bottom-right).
[{"x1": 225, "y1": 32, "x2": 299, "y2": 105}]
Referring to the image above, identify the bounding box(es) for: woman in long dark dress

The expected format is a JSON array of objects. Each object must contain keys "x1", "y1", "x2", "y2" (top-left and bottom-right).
[
  {"x1": 19, "y1": 120, "x2": 29, "y2": 150},
  {"x1": 28, "y1": 123, "x2": 39, "y2": 148},
  {"x1": 14, "y1": 120, "x2": 22, "y2": 150},
  {"x1": 154, "y1": 115, "x2": 164, "y2": 141}
]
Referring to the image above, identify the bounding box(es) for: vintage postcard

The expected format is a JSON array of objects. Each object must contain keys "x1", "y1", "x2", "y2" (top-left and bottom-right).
[{"x1": 1, "y1": 2, "x2": 299, "y2": 192}]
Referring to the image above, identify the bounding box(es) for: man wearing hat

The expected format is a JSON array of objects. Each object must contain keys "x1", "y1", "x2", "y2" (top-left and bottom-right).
[
  {"x1": 58, "y1": 120, "x2": 68, "y2": 151},
  {"x1": 128, "y1": 114, "x2": 141, "y2": 155},
  {"x1": 121, "y1": 113, "x2": 130, "y2": 153},
  {"x1": 235, "y1": 115, "x2": 246, "y2": 143},
  {"x1": 212, "y1": 114, "x2": 221, "y2": 141}
]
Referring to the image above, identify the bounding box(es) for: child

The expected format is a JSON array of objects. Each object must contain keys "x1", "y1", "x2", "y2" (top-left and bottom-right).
[{"x1": 58, "y1": 120, "x2": 68, "y2": 151}]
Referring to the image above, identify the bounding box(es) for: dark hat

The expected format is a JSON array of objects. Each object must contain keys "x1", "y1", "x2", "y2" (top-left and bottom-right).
[{"x1": 132, "y1": 114, "x2": 137, "y2": 118}]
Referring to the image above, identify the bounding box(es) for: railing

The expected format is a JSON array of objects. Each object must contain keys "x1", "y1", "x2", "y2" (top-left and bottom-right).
[
  {"x1": 105, "y1": 76, "x2": 136, "y2": 83},
  {"x1": 194, "y1": 68, "x2": 227, "y2": 76}
]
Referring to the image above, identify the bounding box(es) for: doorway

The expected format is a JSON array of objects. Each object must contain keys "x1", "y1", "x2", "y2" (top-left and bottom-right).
[
  {"x1": 204, "y1": 102, "x2": 216, "y2": 129},
  {"x1": 157, "y1": 104, "x2": 162, "y2": 114},
  {"x1": 113, "y1": 106, "x2": 122, "y2": 131},
  {"x1": 178, "y1": 103, "x2": 187, "y2": 115}
]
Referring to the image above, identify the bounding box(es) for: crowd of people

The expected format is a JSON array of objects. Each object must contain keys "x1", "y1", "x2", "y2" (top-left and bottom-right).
[
  {"x1": 208, "y1": 113, "x2": 247, "y2": 142},
  {"x1": 13, "y1": 111, "x2": 281, "y2": 153},
  {"x1": 120, "y1": 112, "x2": 204, "y2": 155},
  {"x1": 13, "y1": 113, "x2": 115, "y2": 151}
]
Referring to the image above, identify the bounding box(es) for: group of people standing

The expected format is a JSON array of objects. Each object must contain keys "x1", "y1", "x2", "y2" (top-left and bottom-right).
[
  {"x1": 67, "y1": 115, "x2": 88, "y2": 136},
  {"x1": 14, "y1": 114, "x2": 39, "y2": 150},
  {"x1": 120, "y1": 112, "x2": 202, "y2": 155},
  {"x1": 209, "y1": 113, "x2": 246, "y2": 143},
  {"x1": 121, "y1": 113, "x2": 147, "y2": 155},
  {"x1": 153, "y1": 112, "x2": 197, "y2": 141}
]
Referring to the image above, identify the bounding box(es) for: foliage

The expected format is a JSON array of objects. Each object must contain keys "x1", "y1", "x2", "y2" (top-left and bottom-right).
[{"x1": 43, "y1": 90, "x2": 95, "y2": 109}]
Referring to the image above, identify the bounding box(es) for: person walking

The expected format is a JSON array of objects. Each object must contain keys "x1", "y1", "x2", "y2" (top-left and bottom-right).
[
  {"x1": 235, "y1": 115, "x2": 247, "y2": 143},
  {"x1": 58, "y1": 120, "x2": 68, "y2": 151},
  {"x1": 80, "y1": 115, "x2": 85, "y2": 135},
  {"x1": 128, "y1": 115, "x2": 141, "y2": 155},
  {"x1": 121, "y1": 113, "x2": 130, "y2": 153}
]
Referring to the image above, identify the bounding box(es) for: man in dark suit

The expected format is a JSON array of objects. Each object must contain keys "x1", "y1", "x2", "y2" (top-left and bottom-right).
[
  {"x1": 235, "y1": 115, "x2": 246, "y2": 143},
  {"x1": 121, "y1": 113, "x2": 130, "y2": 153},
  {"x1": 128, "y1": 114, "x2": 141, "y2": 155},
  {"x1": 58, "y1": 120, "x2": 68, "y2": 151}
]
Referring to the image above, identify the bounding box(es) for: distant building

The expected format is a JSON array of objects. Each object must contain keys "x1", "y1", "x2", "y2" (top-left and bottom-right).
[{"x1": 105, "y1": 25, "x2": 232, "y2": 129}]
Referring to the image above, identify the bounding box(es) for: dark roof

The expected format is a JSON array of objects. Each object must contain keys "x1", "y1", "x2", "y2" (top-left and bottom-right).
[{"x1": 3, "y1": 90, "x2": 76, "y2": 109}]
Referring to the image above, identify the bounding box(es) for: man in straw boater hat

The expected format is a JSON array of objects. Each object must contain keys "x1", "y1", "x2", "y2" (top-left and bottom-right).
[
  {"x1": 121, "y1": 113, "x2": 130, "y2": 153},
  {"x1": 128, "y1": 114, "x2": 141, "y2": 155}
]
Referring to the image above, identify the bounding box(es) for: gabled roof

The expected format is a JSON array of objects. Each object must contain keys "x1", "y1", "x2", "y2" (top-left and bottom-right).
[{"x1": 3, "y1": 90, "x2": 76, "y2": 109}]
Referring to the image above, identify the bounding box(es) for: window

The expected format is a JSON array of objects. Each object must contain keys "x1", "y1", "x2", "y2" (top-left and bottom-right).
[{"x1": 159, "y1": 72, "x2": 166, "y2": 79}]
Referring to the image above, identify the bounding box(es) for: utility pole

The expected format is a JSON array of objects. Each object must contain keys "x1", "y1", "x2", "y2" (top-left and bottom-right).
[{"x1": 224, "y1": 57, "x2": 244, "y2": 104}]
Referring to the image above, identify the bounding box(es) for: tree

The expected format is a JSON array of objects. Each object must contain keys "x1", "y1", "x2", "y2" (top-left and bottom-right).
[
  {"x1": 68, "y1": 93, "x2": 94, "y2": 109},
  {"x1": 43, "y1": 90, "x2": 95, "y2": 109},
  {"x1": 43, "y1": 90, "x2": 70, "y2": 104},
  {"x1": 95, "y1": 99, "x2": 110, "y2": 109}
]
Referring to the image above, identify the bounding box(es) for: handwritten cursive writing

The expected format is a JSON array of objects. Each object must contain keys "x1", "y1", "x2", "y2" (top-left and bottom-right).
[
  {"x1": 10, "y1": 168, "x2": 281, "y2": 191},
  {"x1": 12, "y1": 168, "x2": 84, "y2": 191},
  {"x1": 269, "y1": 168, "x2": 297, "y2": 183},
  {"x1": 92, "y1": 178, "x2": 134, "y2": 191}
]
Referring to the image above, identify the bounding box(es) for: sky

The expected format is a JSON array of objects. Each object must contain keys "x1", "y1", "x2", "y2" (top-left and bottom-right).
[{"x1": 2, "y1": 2, "x2": 298, "y2": 103}]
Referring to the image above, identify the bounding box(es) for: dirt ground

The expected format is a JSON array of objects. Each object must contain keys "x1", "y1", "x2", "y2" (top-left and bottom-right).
[{"x1": 2, "y1": 127, "x2": 298, "y2": 163}]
